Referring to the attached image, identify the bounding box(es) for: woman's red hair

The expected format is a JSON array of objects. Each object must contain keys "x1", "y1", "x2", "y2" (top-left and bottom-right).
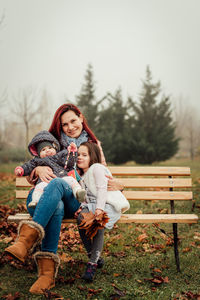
[{"x1": 49, "y1": 103, "x2": 98, "y2": 143}]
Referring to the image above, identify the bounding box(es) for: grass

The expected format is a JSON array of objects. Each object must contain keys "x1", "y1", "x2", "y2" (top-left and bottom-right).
[{"x1": 0, "y1": 160, "x2": 200, "y2": 299}]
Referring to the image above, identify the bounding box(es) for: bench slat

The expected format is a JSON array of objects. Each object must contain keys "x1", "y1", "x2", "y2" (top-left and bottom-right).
[
  {"x1": 124, "y1": 191, "x2": 193, "y2": 200},
  {"x1": 16, "y1": 177, "x2": 32, "y2": 187},
  {"x1": 119, "y1": 178, "x2": 192, "y2": 188},
  {"x1": 7, "y1": 213, "x2": 198, "y2": 224},
  {"x1": 16, "y1": 190, "x2": 193, "y2": 201},
  {"x1": 16, "y1": 190, "x2": 31, "y2": 199},
  {"x1": 15, "y1": 166, "x2": 191, "y2": 188},
  {"x1": 109, "y1": 166, "x2": 191, "y2": 176},
  {"x1": 118, "y1": 214, "x2": 198, "y2": 224},
  {"x1": 16, "y1": 178, "x2": 192, "y2": 189}
]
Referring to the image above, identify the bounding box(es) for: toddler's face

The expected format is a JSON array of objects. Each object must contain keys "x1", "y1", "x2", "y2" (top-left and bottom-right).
[{"x1": 40, "y1": 146, "x2": 56, "y2": 158}]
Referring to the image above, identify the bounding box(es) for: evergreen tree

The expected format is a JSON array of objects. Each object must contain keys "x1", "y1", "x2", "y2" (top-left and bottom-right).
[
  {"x1": 76, "y1": 64, "x2": 98, "y2": 131},
  {"x1": 128, "y1": 66, "x2": 179, "y2": 164},
  {"x1": 96, "y1": 89, "x2": 130, "y2": 164}
]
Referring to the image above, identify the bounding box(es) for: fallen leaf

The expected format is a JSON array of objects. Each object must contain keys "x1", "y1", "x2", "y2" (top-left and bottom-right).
[
  {"x1": 182, "y1": 247, "x2": 191, "y2": 253},
  {"x1": 136, "y1": 279, "x2": 142, "y2": 283},
  {"x1": 1, "y1": 292, "x2": 20, "y2": 300},
  {"x1": 137, "y1": 233, "x2": 148, "y2": 242},
  {"x1": 153, "y1": 268, "x2": 162, "y2": 273}
]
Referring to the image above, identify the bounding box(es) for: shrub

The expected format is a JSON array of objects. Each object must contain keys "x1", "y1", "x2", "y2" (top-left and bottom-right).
[{"x1": 0, "y1": 148, "x2": 26, "y2": 163}]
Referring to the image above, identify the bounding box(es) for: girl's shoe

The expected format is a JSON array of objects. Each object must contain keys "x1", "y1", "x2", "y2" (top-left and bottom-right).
[
  {"x1": 82, "y1": 262, "x2": 97, "y2": 282},
  {"x1": 97, "y1": 257, "x2": 104, "y2": 268},
  {"x1": 87, "y1": 253, "x2": 104, "y2": 269}
]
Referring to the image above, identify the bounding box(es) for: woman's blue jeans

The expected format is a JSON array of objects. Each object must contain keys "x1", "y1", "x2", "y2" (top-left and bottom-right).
[{"x1": 27, "y1": 178, "x2": 80, "y2": 254}]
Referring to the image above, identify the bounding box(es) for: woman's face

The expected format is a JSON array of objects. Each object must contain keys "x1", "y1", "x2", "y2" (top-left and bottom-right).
[
  {"x1": 77, "y1": 145, "x2": 90, "y2": 173},
  {"x1": 61, "y1": 110, "x2": 83, "y2": 138}
]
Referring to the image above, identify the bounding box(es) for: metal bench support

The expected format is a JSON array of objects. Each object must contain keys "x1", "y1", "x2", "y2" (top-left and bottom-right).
[{"x1": 170, "y1": 175, "x2": 181, "y2": 272}]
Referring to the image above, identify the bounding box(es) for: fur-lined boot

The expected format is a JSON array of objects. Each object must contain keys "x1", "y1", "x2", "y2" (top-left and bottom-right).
[
  {"x1": 4, "y1": 220, "x2": 44, "y2": 263},
  {"x1": 29, "y1": 251, "x2": 60, "y2": 294}
]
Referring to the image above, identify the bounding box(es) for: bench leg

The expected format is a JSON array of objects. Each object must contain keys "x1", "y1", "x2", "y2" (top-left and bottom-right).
[
  {"x1": 172, "y1": 223, "x2": 181, "y2": 272},
  {"x1": 170, "y1": 194, "x2": 181, "y2": 272}
]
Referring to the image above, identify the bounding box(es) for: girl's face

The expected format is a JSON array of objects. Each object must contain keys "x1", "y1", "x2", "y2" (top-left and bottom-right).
[
  {"x1": 61, "y1": 110, "x2": 83, "y2": 138},
  {"x1": 77, "y1": 145, "x2": 90, "y2": 173}
]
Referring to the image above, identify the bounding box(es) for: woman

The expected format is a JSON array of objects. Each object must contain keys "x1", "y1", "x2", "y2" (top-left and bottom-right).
[{"x1": 4, "y1": 103, "x2": 123, "y2": 295}]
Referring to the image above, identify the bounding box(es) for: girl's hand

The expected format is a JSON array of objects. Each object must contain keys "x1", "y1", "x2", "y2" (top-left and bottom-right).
[
  {"x1": 95, "y1": 208, "x2": 104, "y2": 216},
  {"x1": 105, "y1": 175, "x2": 124, "y2": 191},
  {"x1": 67, "y1": 142, "x2": 77, "y2": 153},
  {"x1": 35, "y1": 166, "x2": 57, "y2": 183}
]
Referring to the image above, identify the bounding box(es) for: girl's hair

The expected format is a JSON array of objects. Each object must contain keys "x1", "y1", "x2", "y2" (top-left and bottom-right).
[
  {"x1": 79, "y1": 142, "x2": 101, "y2": 173},
  {"x1": 49, "y1": 103, "x2": 98, "y2": 143}
]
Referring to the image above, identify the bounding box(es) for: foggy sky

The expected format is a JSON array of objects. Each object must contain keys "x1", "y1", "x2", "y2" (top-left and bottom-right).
[{"x1": 0, "y1": 0, "x2": 200, "y2": 111}]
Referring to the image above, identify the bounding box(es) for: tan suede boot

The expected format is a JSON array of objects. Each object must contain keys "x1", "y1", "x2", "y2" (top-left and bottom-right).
[
  {"x1": 29, "y1": 252, "x2": 60, "y2": 295},
  {"x1": 4, "y1": 221, "x2": 44, "y2": 263}
]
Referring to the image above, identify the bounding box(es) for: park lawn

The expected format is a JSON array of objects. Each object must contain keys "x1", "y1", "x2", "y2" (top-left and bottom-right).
[{"x1": 0, "y1": 160, "x2": 200, "y2": 300}]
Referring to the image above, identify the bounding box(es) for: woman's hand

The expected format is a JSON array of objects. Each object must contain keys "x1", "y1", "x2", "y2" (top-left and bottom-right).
[
  {"x1": 105, "y1": 175, "x2": 124, "y2": 191},
  {"x1": 35, "y1": 166, "x2": 57, "y2": 183}
]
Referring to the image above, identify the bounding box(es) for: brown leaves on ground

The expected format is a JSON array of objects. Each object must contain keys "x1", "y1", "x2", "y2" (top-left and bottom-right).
[
  {"x1": 136, "y1": 264, "x2": 170, "y2": 291},
  {"x1": 0, "y1": 173, "x2": 15, "y2": 182},
  {"x1": 134, "y1": 229, "x2": 173, "y2": 254},
  {"x1": 77, "y1": 286, "x2": 103, "y2": 299},
  {"x1": 0, "y1": 292, "x2": 21, "y2": 300},
  {"x1": 137, "y1": 233, "x2": 148, "y2": 242},
  {"x1": 110, "y1": 283, "x2": 126, "y2": 299},
  {"x1": 58, "y1": 224, "x2": 82, "y2": 252},
  {"x1": 42, "y1": 288, "x2": 64, "y2": 299},
  {"x1": 144, "y1": 274, "x2": 170, "y2": 288},
  {"x1": 0, "y1": 204, "x2": 27, "y2": 244},
  {"x1": 174, "y1": 291, "x2": 200, "y2": 300}
]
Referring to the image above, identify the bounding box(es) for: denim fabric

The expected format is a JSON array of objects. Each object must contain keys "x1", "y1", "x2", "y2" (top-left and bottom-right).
[{"x1": 27, "y1": 178, "x2": 80, "y2": 253}]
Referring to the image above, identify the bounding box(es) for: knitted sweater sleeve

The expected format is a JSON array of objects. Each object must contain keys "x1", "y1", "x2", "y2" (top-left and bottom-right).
[
  {"x1": 93, "y1": 164, "x2": 108, "y2": 211},
  {"x1": 19, "y1": 158, "x2": 40, "y2": 176}
]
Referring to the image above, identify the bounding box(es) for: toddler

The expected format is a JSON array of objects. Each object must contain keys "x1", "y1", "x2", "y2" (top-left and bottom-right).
[{"x1": 15, "y1": 130, "x2": 86, "y2": 207}]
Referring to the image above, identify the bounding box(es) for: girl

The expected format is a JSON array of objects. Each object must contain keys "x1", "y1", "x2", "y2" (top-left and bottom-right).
[{"x1": 77, "y1": 142, "x2": 130, "y2": 282}]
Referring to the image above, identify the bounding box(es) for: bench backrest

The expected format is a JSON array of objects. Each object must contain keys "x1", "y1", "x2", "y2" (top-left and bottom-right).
[{"x1": 16, "y1": 166, "x2": 192, "y2": 202}]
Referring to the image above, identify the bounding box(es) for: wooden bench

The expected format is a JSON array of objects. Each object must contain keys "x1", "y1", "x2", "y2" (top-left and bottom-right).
[{"x1": 8, "y1": 166, "x2": 198, "y2": 272}]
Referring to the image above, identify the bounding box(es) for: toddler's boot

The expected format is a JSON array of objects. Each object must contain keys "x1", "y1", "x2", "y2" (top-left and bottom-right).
[{"x1": 76, "y1": 189, "x2": 86, "y2": 202}]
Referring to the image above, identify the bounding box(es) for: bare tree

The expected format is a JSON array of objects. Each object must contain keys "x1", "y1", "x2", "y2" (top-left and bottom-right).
[
  {"x1": 11, "y1": 87, "x2": 41, "y2": 159},
  {"x1": 36, "y1": 88, "x2": 53, "y2": 130},
  {"x1": 172, "y1": 96, "x2": 200, "y2": 159},
  {"x1": 0, "y1": 11, "x2": 5, "y2": 27},
  {"x1": 172, "y1": 95, "x2": 188, "y2": 138},
  {"x1": 0, "y1": 89, "x2": 7, "y2": 149},
  {"x1": 185, "y1": 108, "x2": 200, "y2": 160}
]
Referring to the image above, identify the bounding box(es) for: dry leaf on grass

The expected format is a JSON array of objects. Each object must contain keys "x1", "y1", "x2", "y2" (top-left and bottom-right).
[{"x1": 137, "y1": 233, "x2": 148, "y2": 242}]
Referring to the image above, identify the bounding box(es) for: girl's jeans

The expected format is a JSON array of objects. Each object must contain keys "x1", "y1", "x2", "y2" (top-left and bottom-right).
[{"x1": 27, "y1": 178, "x2": 80, "y2": 254}]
